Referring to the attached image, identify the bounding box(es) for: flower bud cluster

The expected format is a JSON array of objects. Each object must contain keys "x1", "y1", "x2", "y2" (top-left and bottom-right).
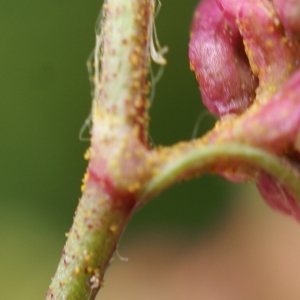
[{"x1": 189, "y1": 0, "x2": 300, "y2": 220}]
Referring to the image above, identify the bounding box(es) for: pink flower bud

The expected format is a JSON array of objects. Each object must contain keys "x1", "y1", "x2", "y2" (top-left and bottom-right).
[
  {"x1": 205, "y1": 68, "x2": 300, "y2": 154},
  {"x1": 189, "y1": 0, "x2": 300, "y2": 221},
  {"x1": 232, "y1": 69, "x2": 300, "y2": 153},
  {"x1": 189, "y1": 0, "x2": 257, "y2": 116},
  {"x1": 237, "y1": 0, "x2": 300, "y2": 101},
  {"x1": 257, "y1": 172, "x2": 300, "y2": 221}
]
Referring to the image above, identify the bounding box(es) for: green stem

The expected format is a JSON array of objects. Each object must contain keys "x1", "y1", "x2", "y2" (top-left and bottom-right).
[
  {"x1": 95, "y1": 0, "x2": 155, "y2": 145},
  {"x1": 46, "y1": 182, "x2": 134, "y2": 300},
  {"x1": 47, "y1": 1, "x2": 156, "y2": 299},
  {"x1": 140, "y1": 143, "x2": 300, "y2": 202}
]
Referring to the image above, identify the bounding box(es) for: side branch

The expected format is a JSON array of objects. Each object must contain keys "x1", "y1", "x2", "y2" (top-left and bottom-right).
[
  {"x1": 47, "y1": 0, "x2": 300, "y2": 299},
  {"x1": 140, "y1": 143, "x2": 300, "y2": 202}
]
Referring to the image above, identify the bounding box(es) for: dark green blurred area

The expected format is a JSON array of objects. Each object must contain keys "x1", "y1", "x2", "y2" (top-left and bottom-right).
[{"x1": 0, "y1": 1, "x2": 239, "y2": 298}]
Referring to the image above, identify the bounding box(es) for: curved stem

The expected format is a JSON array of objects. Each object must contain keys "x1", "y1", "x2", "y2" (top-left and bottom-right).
[{"x1": 140, "y1": 143, "x2": 300, "y2": 202}]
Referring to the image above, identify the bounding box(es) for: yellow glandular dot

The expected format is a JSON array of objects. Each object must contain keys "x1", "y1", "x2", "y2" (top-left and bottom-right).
[
  {"x1": 130, "y1": 54, "x2": 139, "y2": 66},
  {"x1": 132, "y1": 80, "x2": 141, "y2": 89},
  {"x1": 74, "y1": 266, "x2": 80, "y2": 275},
  {"x1": 109, "y1": 224, "x2": 118, "y2": 233},
  {"x1": 265, "y1": 39, "x2": 274, "y2": 48},
  {"x1": 135, "y1": 96, "x2": 143, "y2": 109},
  {"x1": 267, "y1": 84, "x2": 276, "y2": 93},
  {"x1": 81, "y1": 172, "x2": 90, "y2": 192},
  {"x1": 84, "y1": 254, "x2": 91, "y2": 262},
  {"x1": 84, "y1": 148, "x2": 90, "y2": 160},
  {"x1": 81, "y1": 184, "x2": 86, "y2": 192},
  {"x1": 132, "y1": 181, "x2": 141, "y2": 192}
]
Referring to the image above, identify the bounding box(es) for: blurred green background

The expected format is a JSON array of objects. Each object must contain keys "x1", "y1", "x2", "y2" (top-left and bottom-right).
[{"x1": 0, "y1": 1, "x2": 240, "y2": 298}]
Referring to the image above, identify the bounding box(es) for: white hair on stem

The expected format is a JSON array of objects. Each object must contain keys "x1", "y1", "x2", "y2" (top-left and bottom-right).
[
  {"x1": 149, "y1": 0, "x2": 168, "y2": 65},
  {"x1": 148, "y1": 0, "x2": 167, "y2": 107},
  {"x1": 191, "y1": 111, "x2": 217, "y2": 140},
  {"x1": 149, "y1": 64, "x2": 164, "y2": 105},
  {"x1": 79, "y1": 3, "x2": 106, "y2": 142},
  {"x1": 80, "y1": 0, "x2": 167, "y2": 141},
  {"x1": 79, "y1": 115, "x2": 92, "y2": 142},
  {"x1": 115, "y1": 247, "x2": 129, "y2": 262},
  {"x1": 93, "y1": 1, "x2": 106, "y2": 104}
]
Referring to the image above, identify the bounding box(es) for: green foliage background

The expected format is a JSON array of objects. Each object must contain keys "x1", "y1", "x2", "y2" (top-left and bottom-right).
[{"x1": 0, "y1": 1, "x2": 239, "y2": 298}]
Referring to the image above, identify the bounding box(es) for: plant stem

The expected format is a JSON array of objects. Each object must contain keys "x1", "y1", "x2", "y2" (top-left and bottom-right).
[
  {"x1": 47, "y1": 0, "x2": 300, "y2": 298},
  {"x1": 46, "y1": 180, "x2": 134, "y2": 300},
  {"x1": 47, "y1": 0, "x2": 155, "y2": 299},
  {"x1": 141, "y1": 143, "x2": 300, "y2": 202}
]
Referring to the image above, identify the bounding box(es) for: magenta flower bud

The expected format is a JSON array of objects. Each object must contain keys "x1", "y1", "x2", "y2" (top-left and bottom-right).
[
  {"x1": 237, "y1": 0, "x2": 300, "y2": 101},
  {"x1": 189, "y1": 0, "x2": 300, "y2": 221},
  {"x1": 189, "y1": 0, "x2": 257, "y2": 116},
  {"x1": 233, "y1": 69, "x2": 300, "y2": 153},
  {"x1": 273, "y1": 0, "x2": 300, "y2": 36},
  {"x1": 206, "y1": 68, "x2": 300, "y2": 154},
  {"x1": 257, "y1": 172, "x2": 300, "y2": 221}
]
